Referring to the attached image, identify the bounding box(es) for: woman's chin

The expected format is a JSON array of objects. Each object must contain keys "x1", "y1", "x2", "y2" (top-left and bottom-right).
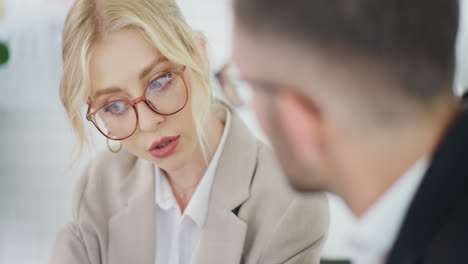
[{"x1": 148, "y1": 148, "x2": 189, "y2": 172}]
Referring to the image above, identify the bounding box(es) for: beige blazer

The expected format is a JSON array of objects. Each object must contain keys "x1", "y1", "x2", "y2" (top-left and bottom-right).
[{"x1": 49, "y1": 113, "x2": 329, "y2": 264}]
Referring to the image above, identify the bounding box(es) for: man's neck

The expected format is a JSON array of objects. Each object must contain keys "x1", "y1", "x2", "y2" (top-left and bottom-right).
[{"x1": 341, "y1": 98, "x2": 461, "y2": 218}]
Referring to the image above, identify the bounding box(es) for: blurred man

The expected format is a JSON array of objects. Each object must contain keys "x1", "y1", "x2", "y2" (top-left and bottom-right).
[{"x1": 223, "y1": 0, "x2": 468, "y2": 263}]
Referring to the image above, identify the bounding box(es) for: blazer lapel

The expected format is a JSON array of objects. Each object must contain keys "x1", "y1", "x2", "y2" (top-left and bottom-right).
[
  {"x1": 196, "y1": 112, "x2": 259, "y2": 264},
  {"x1": 387, "y1": 111, "x2": 468, "y2": 264},
  {"x1": 107, "y1": 158, "x2": 156, "y2": 264}
]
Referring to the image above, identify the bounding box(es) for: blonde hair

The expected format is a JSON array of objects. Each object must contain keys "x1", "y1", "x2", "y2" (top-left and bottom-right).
[{"x1": 61, "y1": 0, "x2": 213, "y2": 165}]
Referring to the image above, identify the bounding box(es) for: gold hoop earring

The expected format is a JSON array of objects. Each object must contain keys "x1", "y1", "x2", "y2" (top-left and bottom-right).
[{"x1": 107, "y1": 137, "x2": 122, "y2": 153}]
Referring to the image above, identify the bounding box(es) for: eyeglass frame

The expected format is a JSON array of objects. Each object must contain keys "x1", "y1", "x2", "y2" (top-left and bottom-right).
[
  {"x1": 86, "y1": 66, "x2": 188, "y2": 141},
  {"x1": 215, "y1": 62, "x2": 280, "y2": 107},
  {"x1": 215, "y1": 62, "x2": 322, "y2": 118}
]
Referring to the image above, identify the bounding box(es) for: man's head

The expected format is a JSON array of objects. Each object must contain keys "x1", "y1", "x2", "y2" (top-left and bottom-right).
[{"x1": 232, "y1": 0, "x2": 459, "y2": 193}]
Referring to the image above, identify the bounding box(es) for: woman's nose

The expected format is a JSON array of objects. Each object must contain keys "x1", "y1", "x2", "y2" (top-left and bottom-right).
[{"x1": 135, "y1": 101, "x2": 164, "y2": 132}]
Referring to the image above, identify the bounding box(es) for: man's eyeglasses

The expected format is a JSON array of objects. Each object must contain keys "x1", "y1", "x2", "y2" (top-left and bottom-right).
[{"x1": 215, "y1": 63, "x2": 254, "y2": 107}]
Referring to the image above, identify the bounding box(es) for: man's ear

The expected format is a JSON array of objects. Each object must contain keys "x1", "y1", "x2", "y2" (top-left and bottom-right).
[{"x1": 276, "y1": 90, "x2": 323, "y2": 164}]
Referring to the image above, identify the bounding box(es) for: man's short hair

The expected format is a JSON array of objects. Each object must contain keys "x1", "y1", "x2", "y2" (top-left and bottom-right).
[{"x1": 234, "y1": 0, "x2": 459, "y2": 105}]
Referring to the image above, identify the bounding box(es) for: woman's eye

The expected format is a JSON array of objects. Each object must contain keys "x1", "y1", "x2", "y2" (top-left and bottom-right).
[
  {"x1": 103, "y1": 101, "x2": 128, "y2": 115},
  {"x1": 148, "y1": 73, "x2": 173, "y2": 93}
]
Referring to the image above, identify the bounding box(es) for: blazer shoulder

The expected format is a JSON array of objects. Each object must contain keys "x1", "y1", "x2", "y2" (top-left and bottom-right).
[{"x1": 71, "y1": 150, "x2": 140, "y2": 221}]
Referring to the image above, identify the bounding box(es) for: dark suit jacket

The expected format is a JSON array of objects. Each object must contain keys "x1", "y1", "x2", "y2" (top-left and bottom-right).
[{"x1": 386, "y1": 110, "x2": 468, "y2": 264}]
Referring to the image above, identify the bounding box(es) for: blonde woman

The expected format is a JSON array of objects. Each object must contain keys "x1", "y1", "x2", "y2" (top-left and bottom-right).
[{"x1": 49, "y1": 0, "x2": 329, "y2": 263}]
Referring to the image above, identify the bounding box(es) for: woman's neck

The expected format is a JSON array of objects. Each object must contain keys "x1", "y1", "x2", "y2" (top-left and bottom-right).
[{"x1": 165, "y1": 111, "x2": 225, "y2": 212}]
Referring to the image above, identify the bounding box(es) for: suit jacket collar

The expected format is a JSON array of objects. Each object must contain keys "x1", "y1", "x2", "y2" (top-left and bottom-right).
[
  {"x1": 106, "y1": 111, "x2": 258, "y2": 264},
  {"x1": 387, "y1": 110, "x2": 468, "y2": 264}
]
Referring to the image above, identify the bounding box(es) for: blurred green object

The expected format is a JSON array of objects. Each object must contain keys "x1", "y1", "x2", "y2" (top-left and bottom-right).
[{"x1": 0, "y1": 42, "x2": 9, "y2": 66}]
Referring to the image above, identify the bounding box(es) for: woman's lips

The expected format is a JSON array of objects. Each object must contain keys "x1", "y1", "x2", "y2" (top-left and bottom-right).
[{"x1": 148, "y1": 135, "x2": 181, "y2": 159}]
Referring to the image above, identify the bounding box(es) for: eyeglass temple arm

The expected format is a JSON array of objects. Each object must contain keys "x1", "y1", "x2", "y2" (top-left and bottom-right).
[{"x1": 85, "y1": 98, "x2": 93, "y2": 121}]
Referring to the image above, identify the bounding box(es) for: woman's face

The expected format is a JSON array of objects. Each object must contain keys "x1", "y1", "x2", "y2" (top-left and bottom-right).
[{"x1": 89, "y1": 29, "x2": 200, "y2": 172}]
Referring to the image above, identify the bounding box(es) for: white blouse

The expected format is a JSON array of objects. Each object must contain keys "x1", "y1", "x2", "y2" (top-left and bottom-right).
[
  {"x1": 154, "y1": 106, "x2": 232, "y2": 264},
  {"x1": 347, "y1": 156, "x2": 429, "y2": 264}
]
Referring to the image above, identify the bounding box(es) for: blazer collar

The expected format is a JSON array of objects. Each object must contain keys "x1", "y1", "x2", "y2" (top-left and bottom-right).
[
  {"x1": 387, "y1": 110, "x2": 468, "y2": 264},
  {"x1": 195, "y1": 111, "x2": 259, "y2": 264},
  {"x1": 106, "y1": 109, "x2": 259, "y2": 264}
]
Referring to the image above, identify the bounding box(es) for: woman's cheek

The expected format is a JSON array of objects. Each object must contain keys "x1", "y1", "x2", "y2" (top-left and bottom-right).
[{"x1": 122, "y1": 137, "x2": 143, "y2": 156}]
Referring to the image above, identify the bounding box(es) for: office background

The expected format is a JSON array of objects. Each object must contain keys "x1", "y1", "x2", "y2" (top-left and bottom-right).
[{"x1": 1, "y1": 0, "x2": 467, "y2": 263}]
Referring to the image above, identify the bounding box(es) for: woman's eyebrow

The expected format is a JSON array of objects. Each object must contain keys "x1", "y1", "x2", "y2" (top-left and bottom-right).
[
  {"x1": 93, "y1": 87, "x2": 122, "y2": 101},
  {"x1": 139, "y1": 56, "x2": 169, "y2": 80},
  {"x1": 92, "y1": 56, "x2": 169, "y2": 101}
]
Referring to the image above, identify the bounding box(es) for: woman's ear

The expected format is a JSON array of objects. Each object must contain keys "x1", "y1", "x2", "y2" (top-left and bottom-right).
[
  {"x1": 193, "y1": 30, "x2": 210, "y2": 71},
  {"x1": 194, "y1": 30, "x2": 208, "y2": 50}
]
